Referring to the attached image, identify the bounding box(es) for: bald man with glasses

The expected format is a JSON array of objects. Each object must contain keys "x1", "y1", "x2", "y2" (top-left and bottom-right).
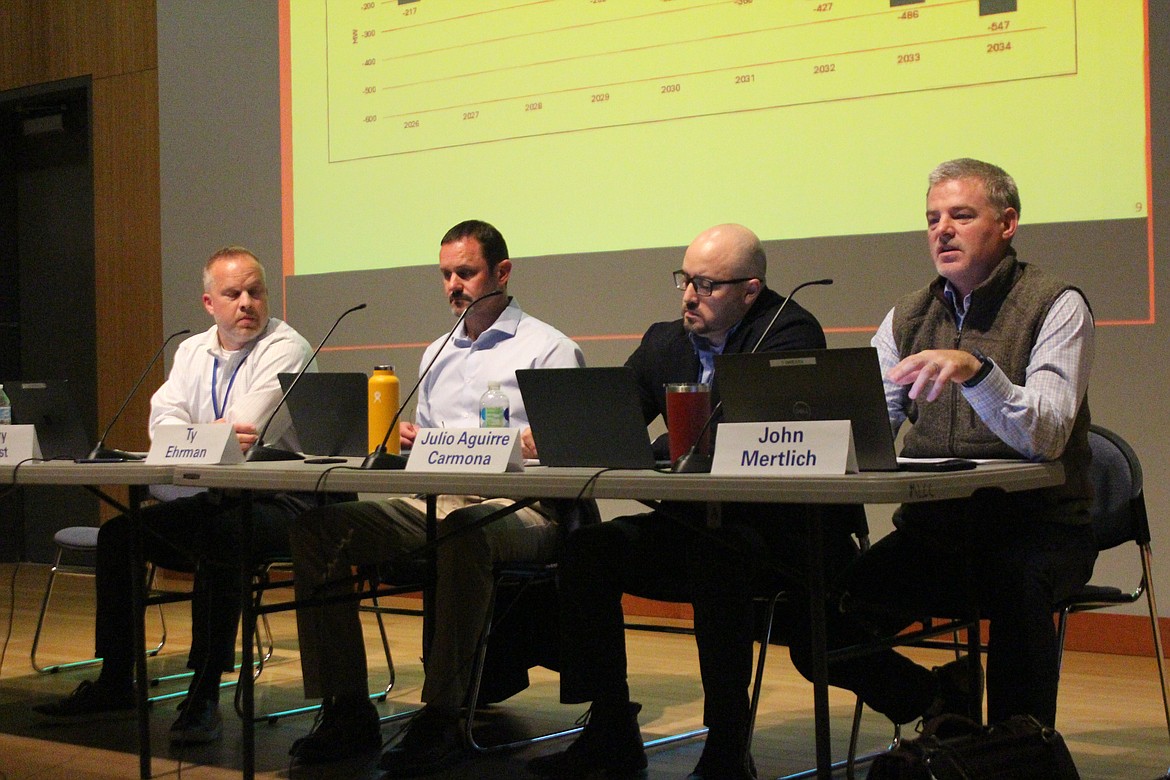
[{"x1": 530, "y1": 224, "x2": 863, "y2": 780}]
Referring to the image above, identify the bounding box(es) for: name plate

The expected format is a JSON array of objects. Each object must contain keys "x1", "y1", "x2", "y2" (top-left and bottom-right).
[
  {"x1": 0, "y1": 425, "x2": 43, "y2": 462},
  {"x1": 407, "y1": 428, "x2": 523, "y2": 473},
  {"x1": 145, "y1": 424, "x2": 244, "y2": 465},
  {"x1": 711, "y1": 420, "x2": 858, "y2": 475}
]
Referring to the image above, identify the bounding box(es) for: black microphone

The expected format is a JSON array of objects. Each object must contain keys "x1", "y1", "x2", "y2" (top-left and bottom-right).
[
  {"x1": 672, "y1": 279, "x2": 834, "y2": 474},
  {"x1": 80, "y1": 328, "x2": 192, "y2": 462},
  {"x1": 246, "y1": 303, "x2": 368, "y2": 462},
  {"x1": 362, "y1": 289, "x2": 506, "y2": 470}
]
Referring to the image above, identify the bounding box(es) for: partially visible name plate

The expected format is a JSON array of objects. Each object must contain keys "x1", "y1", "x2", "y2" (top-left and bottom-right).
[{"x1": 0, "y1": 425, "x2": 43, "y2": 462}]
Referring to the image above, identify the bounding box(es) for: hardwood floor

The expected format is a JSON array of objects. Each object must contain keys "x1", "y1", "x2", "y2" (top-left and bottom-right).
[{"x1": 1, "y1": 561, "x2": 1167, "y2": 779}]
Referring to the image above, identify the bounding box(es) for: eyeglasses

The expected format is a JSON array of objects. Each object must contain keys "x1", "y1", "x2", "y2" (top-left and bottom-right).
[{"x1": 673, "y1": 270, "x2": 754, "y2": 297}]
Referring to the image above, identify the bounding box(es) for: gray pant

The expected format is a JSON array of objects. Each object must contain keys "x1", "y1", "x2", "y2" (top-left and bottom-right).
[{"x1": 291, "y1": 495, "x2": 560, "y2": 710}]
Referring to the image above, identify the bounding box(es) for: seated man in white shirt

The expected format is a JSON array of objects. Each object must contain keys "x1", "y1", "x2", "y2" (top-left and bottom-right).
[
  {"x1": 288, "y1": 220, "x2": 585, "y2": 775},
  {"x1": 34, "y1": 247, "x2": 319, "y2": 744}
]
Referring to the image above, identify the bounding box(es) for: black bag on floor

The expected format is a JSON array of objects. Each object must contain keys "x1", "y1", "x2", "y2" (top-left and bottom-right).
[{"x1": 866, "y1": 714, "x2": 1080, "y2": 779}]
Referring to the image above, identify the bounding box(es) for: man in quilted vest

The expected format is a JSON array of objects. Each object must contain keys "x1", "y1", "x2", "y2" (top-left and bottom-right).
[{"x1": 802, "y1": 158, "x2": 1097, "y2": 730}]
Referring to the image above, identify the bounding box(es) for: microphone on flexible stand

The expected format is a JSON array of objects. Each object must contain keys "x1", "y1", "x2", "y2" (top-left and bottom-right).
[
  {"x1": 246, "y1": 303, "x2": 368, "y2": 462},
  {"x1": 362, "y1": 290, "x2": 506, "y2": 470},
  {"x1": 80, "y1": 328, "x2": 192, "y2": 462},
  {"x1": 672, "y1": 278, "x2": 834, "y2": 474}
]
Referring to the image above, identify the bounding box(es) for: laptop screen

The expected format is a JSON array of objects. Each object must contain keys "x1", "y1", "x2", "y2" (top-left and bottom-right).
[
  {"x1": 715, "y1": 347, "x2": 899, "y2": 472},
  {"x1": 1, "y1": 379, "x2": 91, "y2": 460},
  {"x1": 278, "y1": 372, "x2": 369, "y2": 457},
  {"x1": 516, "y1": 366, "x2": 657, "y2": 469}
]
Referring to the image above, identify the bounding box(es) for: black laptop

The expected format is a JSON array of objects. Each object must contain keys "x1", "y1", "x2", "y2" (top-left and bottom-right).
[
  {"x1": 516, "y1": 366, "x2": 658, "y2": 469},
  {"x1": 278, "y1": 372, "x2": 368, "y2": 457},
  {"x1": 715, "y1": 347, "x2": 900, "y2": 472},
  {"x1": 2, "y1": 379, "x2": 91, "y2": 460}
]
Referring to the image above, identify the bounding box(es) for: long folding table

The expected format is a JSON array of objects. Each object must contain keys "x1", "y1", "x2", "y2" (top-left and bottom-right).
[
  {"x1": 170, "y1": 459, "x2": 1065, "y2": 780},
  {"x1": 1, "y1": 460, "x2": 174, "y2": 779}
]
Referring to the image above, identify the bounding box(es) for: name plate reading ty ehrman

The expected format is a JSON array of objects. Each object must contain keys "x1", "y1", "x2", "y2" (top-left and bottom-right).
[
  {"x1": 145, "y1": 424, "x2": 245, "y2": 465},
  {"x1": 0, "y1": 425, "x2": 43, "y2": 462},
  {"x1": 407, "y1": 428, "x2": 523, "y2": 473},
  {"x1": 711, "y1": 420, "x2": 858, "y2": 476}
]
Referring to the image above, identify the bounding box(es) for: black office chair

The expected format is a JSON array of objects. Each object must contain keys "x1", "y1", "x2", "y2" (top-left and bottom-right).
[
  {"x1": 461, "y1": 498, "x2": 602, "y2": 752},
  {"x1": 31, "y1": 525, "x2": 170, "y2": 673},
  {"x1": 31, "y1": 524, "x2": 277, "y2": 704},
  {"x1": 851, "y1": 424, "x2": 1170, "y2": 774},
  {"x1": 618, "y1": 502, "x2": 879, "y2": 778},
  {"x1": 1053, "y1": 424, "x2": 1170, "y2": 740},
  {"x1": 236, "y1": 558, "x2": 408, "y2": 724}
]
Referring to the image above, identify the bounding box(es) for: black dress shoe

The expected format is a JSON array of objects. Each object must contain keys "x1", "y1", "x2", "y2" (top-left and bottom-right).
[
  {"x1": 688, "y1": 747, "x2": 757, "y2": 779},
  {"x1": 32, "y1": 679, "x2": 135, "y2": 722},
  {"x1": 169, "y1": 696, "x2": 222, "y2": 744},
  {"x1": 927, "y1": 656, "x2": 984, "y2": 722},
  {"x1": 290, "y1": 696, "x2": 382, "y2": 764},
  {"x1": 378, "y1": 707, "x2": 464, "y2": 778},
  {"x1": 527, "y1": 702, "x2": 647, "y2": 779}
]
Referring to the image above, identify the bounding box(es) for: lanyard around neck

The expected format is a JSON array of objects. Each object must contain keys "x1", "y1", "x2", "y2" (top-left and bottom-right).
[{"x1": 211, "y1": 355, "x2": 246, "y2": 420}]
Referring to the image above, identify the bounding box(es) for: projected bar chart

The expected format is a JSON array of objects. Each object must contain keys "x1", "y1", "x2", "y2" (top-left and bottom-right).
[{"x1": 323, "y1": 0, "x2": 1074, "y2": 160}]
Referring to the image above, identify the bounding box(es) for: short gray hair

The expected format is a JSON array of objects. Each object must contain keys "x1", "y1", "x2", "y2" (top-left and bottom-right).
[
  {"x1": 203, "y1": 246, "x2": 265, "y2": 292},
  {"x1": 928, "y1": 158, "x2": 1021, "y2": 217}
]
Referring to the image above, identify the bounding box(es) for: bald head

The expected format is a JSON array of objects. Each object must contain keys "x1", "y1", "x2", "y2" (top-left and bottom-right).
[
  {"x1": 687, "y1": 223, "x2": 767, "y2": 282},
  {"x1": 679, "y1": 224, "x2": 766, "y2": 346}
]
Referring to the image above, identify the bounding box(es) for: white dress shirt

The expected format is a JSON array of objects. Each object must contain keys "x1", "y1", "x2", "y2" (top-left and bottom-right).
[
  {"x1": 415, "y1": 299, "x2": 584, "y2": 430},
  {"x1": 149, "y1": 317, "x2": 314, "y2": 449}
]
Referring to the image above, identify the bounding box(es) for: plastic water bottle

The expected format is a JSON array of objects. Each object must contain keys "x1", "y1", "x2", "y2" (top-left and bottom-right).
[
  {"x1": 368, "y1": 365, "x2": 400, "y2": 453},
  {"x1": 0, "y1": 384, "x2": 11, "y2": 425},
  {"x1": 479, "y1": 382, "x2": 510, "y2": 428}
]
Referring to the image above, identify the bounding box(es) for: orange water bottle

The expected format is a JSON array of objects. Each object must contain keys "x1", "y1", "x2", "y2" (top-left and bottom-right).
[{"x1": 368, "y1": 365, "x2": 400, "y2": 454}]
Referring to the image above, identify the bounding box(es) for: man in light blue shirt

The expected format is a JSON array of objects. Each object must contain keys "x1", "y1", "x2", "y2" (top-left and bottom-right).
[
  {"x1": 797, "y1": 159, "x2": 1097, "y2": 732},
  {"x1": 288, "y1": 220, "x2": 584, "y2": 773}
]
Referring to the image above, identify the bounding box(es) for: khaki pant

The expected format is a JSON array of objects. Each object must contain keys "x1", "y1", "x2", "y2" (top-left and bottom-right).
[{"x1": 292, "y1": 495, "x2": 560, "y2": 710}]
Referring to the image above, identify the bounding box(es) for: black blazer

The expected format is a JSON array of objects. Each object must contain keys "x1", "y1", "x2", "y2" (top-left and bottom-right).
[{"x1": 624, "y1": 286, "x2": 826, "y2": 428}]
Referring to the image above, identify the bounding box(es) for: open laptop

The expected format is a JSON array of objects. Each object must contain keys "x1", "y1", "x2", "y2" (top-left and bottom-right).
[
  {"x1": 516, "y1": 366, "x2": 658, "y2": 469},
  {"x1": 715, "y1": 347, "x2": 901, "y2": 472},
  {"x1": 278, "y1": 372, "x2": 368, "y2": 457},
  {"x1": 2, "y1": 379, "x2": 91, "y2": 460}
]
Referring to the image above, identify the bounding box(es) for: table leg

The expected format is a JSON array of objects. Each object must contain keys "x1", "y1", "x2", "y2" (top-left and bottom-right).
[
  {"x1": 130, "y1": 484, "x2": 152, "y2": 780},
  {"x1": 805, "y1": 504, "x2": 832, "y2": 779},
  {"x1": 423, "y1": 494, "x2": 437, "y2": 659},
  {"x1": 240, "y1": 492, "x2": 256, "y2": 780}
]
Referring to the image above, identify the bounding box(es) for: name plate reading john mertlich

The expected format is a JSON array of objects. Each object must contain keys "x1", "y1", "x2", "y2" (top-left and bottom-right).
[
  {"x1": 407, "y1": 428, "x2": 523, "y2": 473},
  {"x1": 145, "y1": 424, "x2": 244, "y2": 465},
  {"x1": 711, "y1": 420, "x2": 857, "y2": 475}
]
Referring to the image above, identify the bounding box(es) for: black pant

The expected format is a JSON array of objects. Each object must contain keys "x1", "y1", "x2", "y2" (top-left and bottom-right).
[
  {"x1": 826, "y1": 493, "x2": 1097, "y2": 727},
  {"x1": 94, "y1": 491, "x2": 309, "y2": 682},
  {"x1": 557, "y1": 502, "x2": 861, "y2": 754}
]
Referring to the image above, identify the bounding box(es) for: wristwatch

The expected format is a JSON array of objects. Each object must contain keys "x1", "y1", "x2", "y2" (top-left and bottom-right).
[{"x1": 962, "y1": 348, "x2": 994, "y2": 388}]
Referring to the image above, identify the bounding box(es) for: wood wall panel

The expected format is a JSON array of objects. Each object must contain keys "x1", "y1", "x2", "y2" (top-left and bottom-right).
[
  {"x1": 0, "y1": 1, "x2": 156, "y2": 89},
  {"x1": 91, "y1": 68, "x2": 162, "y2": 455},
  {"x1": 2, "y1": 0, "x2": 160, "y2": 504}
]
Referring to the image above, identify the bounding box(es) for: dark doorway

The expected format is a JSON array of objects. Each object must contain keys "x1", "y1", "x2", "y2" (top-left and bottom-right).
[{"x1": 1, "y1": 77, "x2": 100, "y2": 562}]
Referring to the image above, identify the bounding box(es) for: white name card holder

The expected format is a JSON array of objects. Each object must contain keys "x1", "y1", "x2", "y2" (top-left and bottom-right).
[
  {"x1": 0, "y1": 425, "x2": 44, "y2": 462},
  {"x1": 406, "y1": 428, "x2": 523, "y2": 473},
  {"x1": 145, "y1": 424, "x2": 244, "y2": 465},
  {"x1": 711, "y1": 420, "x2": 858, "y2": 476}
]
